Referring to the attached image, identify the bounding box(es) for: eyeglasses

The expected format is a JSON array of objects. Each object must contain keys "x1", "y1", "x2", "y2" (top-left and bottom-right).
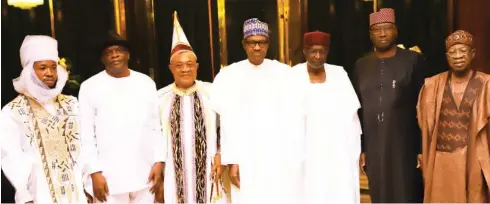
[
  {"x1": 370, "y1": 25, "x2": 396, "y2": 35},
  {"x1": 244, "y1": 40, "x2": 269, "y2": 48},
  {"x1": 446, "y1": 50, "x2": 470, "y2": 57}
]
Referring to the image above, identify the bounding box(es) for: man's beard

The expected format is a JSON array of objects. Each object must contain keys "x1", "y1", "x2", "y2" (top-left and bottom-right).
[{"x1": 48, "y1": 80, "x2": 57, "y2": 89}]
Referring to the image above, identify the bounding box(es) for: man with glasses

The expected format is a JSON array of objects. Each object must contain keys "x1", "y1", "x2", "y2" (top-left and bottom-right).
[
  {"x1": 293, "y1": 31, "x2": 362, "y2": 203},
  {"x1": 417, "y1": 30, "x2": 490, "y2": 203},
  {"x1": 157, "y1": 12, "x2": 225, "y2": 204},
  {"x1": 353, "y1": 8, "x2": 425, "y2": 203},
  {"x1": 79, "y1": 32, "x2": 165, "y2": 203},
  {"x1": 210, "y1": 18, "x2": 305, "y2": 204}
]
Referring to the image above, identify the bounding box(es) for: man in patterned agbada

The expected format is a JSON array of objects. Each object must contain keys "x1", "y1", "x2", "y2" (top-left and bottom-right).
[
  {"x1": 156, "y1": 11, "x2": 225, "y2": 204},
  {"x1": 0, "y1": 35, "x2": 88, "y2": 204},
  {"x1": 417, "y1": 30, "x2": 490, "y2": 203}
]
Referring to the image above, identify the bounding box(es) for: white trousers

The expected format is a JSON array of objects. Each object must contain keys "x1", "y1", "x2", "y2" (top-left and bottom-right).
[
  {"x1": 95, "y1": 187, "x2": 154, "y2": 204},
  {"x1": 230, "y1": 184, "x2": 241, "y2": 204}
]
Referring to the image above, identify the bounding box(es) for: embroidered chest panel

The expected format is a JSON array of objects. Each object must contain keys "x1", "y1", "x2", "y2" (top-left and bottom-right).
[
  {"x1": 437, "y1": 76, "x2": 483, "y2": 152},
  {"x1": 7, "y1": 95, "x2": 81, "y2": 203}
]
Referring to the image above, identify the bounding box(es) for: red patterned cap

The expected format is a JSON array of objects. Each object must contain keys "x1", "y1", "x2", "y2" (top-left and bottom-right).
[
  {"x1": 445, "y1": 30, "x2": 474, "y2": 50},
  {"x1": 369, "y1": 8, "x2": 395, "y2": 27},
  {"x1": 303, "y1": 31, "x2": 331, "y2": 48}
]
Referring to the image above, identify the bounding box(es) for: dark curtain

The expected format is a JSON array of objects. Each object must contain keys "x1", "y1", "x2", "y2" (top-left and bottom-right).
[
  {"x1": 1, "y1": 0, "x2": 113, "y2": 102},
  {"x1": 380, "y1": 0, "x2": 450, "y2": 77},
  {"x1": 1, "y1": 0, "x2": 51, "y2": 106},
  {"x1": 307, "y1": 0, "x2": 449, "y2": 79},
  {"x1": 55, "y1": 0, "x2": 114, "y2": 88},
  {"x1": 455, "y1": 0, "x2": 490, "y2": 74},
  {"x1": 125, "y1": 0, "x2": 155, "y2": 78},
  {"x1": 307, "y1": 0, "x2": 372, "y2": 77}
]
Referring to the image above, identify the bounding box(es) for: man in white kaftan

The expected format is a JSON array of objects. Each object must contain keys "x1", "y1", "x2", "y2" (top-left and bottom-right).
[
  {"x1": 210, "y1": 18, "x2": 305, "y2": 204},
  {"x1": 292, "y1": 31, "x2": 362, "y2": 203},
  {"x1": 157, "y1": 12, "x2": 225, "y2": 204},
  {"x1": 0, "y1": 35, "x2": 88, "y2": 204},
  {"x1": 79, "y1": 32, "x2": 165, "y2": 203}
]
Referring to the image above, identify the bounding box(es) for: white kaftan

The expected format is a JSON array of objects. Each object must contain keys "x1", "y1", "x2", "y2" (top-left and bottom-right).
[
  {"x1": 79, "y1": 70, "x2": 165, "y2": 200},
  {"x1": 157, "y1": 81, "x2": 225, "y2": 204},
  {"x1": 211, "y1": 59, "x2": 306, "y2": 204},
  {"x1": 292, "y1": 63, "x2": 362, "y2": 204}
]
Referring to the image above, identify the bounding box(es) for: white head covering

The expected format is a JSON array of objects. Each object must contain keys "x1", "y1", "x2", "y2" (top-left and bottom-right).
[
  {"x1": 170, "y1": 11, "x2": 196, "y2": 61},
  {"x1": 13, "y1": 35, "x2": 68, "y2": 103}
]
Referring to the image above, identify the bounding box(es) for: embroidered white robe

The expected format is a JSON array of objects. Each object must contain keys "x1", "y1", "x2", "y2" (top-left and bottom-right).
[
  {"x1": 0, "y1": 95, "x2": 87, "y2": 204},
  {"x1": 292, "y1": 63, "x2": 362, "y2": 204},
  {"x1": 157, "y1": 80, "x2": 225, "y2": 204},
  {"x1": 210, "y1": 59, "x2": 306, "y2": 204}
]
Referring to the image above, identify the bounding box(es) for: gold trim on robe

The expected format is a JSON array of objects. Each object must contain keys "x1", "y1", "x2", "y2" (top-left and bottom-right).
[{"x1": 7, "y1": 94, "x2": 81, "y2": 204}]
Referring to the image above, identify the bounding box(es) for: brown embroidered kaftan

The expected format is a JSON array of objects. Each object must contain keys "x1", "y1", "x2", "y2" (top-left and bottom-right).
[{"x1": 417, "y1": 71, "x2": 490, "y2": 203}]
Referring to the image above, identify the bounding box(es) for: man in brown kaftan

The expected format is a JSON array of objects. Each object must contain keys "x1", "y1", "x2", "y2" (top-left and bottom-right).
[{"x1": 417, "y1": 30, "x2": 490, "y2": 203}]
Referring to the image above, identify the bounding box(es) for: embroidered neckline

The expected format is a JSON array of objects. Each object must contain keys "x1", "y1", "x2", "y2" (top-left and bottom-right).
[{"x1": 172, "y1": 83, "x2": 198, "y2": 96}]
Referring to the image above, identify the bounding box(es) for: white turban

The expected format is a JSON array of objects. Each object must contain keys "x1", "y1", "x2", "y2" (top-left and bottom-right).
[{"x1": 13, "y1": 35, "x2": 68, "y2": 103}]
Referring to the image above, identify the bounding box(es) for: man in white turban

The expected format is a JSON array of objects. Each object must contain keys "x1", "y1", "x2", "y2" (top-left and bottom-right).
[{"x1": 0, "y1": 35, "x2": 87, "y2": 204}]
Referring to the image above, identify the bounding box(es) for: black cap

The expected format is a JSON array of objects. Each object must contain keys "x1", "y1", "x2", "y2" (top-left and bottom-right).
[{"x1": 99, "y1": 31, "x2": 130, "y2": 54}]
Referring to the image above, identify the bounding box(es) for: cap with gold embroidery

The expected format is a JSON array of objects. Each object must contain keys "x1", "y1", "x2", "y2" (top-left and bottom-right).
[{"x1": 445, "y1": 30, "x2": 474, "y2": 50}]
